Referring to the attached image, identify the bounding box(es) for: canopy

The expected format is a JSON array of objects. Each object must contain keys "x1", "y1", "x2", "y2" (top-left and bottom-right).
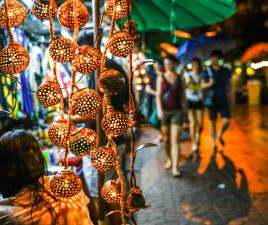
[{"x1": 130, "y1": 0, "x2": 236, "y2": 32}]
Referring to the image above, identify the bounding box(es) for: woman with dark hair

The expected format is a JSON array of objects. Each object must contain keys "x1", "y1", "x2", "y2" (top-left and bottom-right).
[
  {"x1": 184, "y1": 57, "x2": 204, "y2": 153},
  {"x1": 0, "y1": 129, "x2": 93, "y2": 225},
  {"x1": 156, "y1": 57, "x2": 185, "y2": 177}
]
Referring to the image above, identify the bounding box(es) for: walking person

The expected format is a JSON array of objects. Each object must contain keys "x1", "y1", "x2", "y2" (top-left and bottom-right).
[
  {"x1": 201, "y1": 50, "x2": 231, "y2": 151},
  {"x1": 156, "y1": 56, "x2": 185, "y2": 177},
  {"x1": 184, "y1": 57, "x2": 204, "y2": 153}
]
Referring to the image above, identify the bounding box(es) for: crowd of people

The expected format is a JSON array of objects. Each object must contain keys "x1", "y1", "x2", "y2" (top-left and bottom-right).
[{"x1": 145, "y1": 50, "x2": 232, "y2": 178}]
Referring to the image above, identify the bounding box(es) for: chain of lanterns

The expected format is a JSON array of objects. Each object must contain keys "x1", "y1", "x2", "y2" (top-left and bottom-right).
[{"x1": 0, "y1": 0, "x2": 149, "y2": 224}]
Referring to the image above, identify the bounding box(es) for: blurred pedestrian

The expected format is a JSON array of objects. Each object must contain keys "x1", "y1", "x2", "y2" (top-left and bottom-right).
[
  {"x1": 184, "y1": 57, "x2": 204, "y2": 153},
  {"x1": 201, "y1": 50, "x2": 231, "y2": 151},
  {"x1": 156, "y1": 56, "x2": 185, "y2": 177}
]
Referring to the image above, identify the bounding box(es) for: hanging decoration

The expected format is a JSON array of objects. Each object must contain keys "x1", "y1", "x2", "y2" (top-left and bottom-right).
[
  {"x1": 32, "y1": 0, "x2": 58, "y2": 21},
  {"x1": 104, "y1": 0, "x2": 129, "y2": 20},
  {"x1": 101, "y1": 179, "x2": 121, "y2": 204}
]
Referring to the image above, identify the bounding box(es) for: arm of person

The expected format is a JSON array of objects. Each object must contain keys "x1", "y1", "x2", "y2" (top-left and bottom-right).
[
  {"x1": 156, "y1": 75, "x2": 164, "y2": 120},
  {"x1": 201, "y1": 69, "x2": 214, "y2": 89},
  {"x1": 145, "y1": 84, "x2": 156, "y2": 96}
]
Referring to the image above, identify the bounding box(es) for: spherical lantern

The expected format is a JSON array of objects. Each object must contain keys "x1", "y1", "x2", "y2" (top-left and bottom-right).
[
  {"x1": 48, "y1": 120, "x2": 76, "y2": 147},
  {"x1": 69, "y1": 128, "x2": 98, "y2": 156},
  {"x1": 0, "y1": 42, "x2": 29, "y2": 74},
  {"x1": 36, "y1": 81, "x2": 62, "y2": 108},
  {"x1": 72, "y1": 88, "x2": 102, "y2": 118},
  {"x1": 57, "y1": 0, "x2": 89, "y2": 29},
  {"x1": 108, "y1": 31, "x2": 134, "y2": 57},
  {"x1": 90, "y1": 146, "x2": 116, "y2": 173},
  {"x1": 49, "y1": 37, "x2": 75, "y2": 63},
  {"x1": 50, "y1": 169, "x2": 82, "y2": 198},
  {"x1": 32, "y1": 0, "x2": 58, "y2": 21},
  {"x1": 98, "y1": 68, "x2": 125, "y2": 95},
  {"x1": 101, "y1": 180, "x2": 120, "y2": 204},
  {"x1": 73, "y1": 46, "x2": 101, "y2": 74},
  {"x1": 102, "y1": 111, "x2": 128, "y2": 137},
  {"x1": 104, "y1": 0, "x2": 129, "y2": 20},
  {"x1": 0, "y1": 0, "x2": 27, "y2": 27}
]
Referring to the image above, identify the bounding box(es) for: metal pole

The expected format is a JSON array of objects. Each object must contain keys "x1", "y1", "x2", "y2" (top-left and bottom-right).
[{"x1": 92, "y1": 0, "x2": 105, "y2": 224}]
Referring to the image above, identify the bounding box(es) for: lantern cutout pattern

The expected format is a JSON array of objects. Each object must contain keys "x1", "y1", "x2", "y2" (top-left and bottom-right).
[
  {"x1": 0, "y1": 0, "x2": 27, "y2": 27},
  {"x1": 108, "y1": 31, "x2": 134, "y2": 57},
  {"x1": 102, "y1": 111, "x2": 128, "y2": 137},
  {"x1": 50, "y1": 169, "x2": 82, "y2": 198},
  {"x1": 98, "y1": 68, "x2": 126, "y2": 95},
  {"x1": 36, "y1": 81, "x2": 62, "y2": 108},
  {"x1": 91, "y1": 146, "x2": 116, "y2": 173},
  {"x1": 0, "y1": 42, "x2": 30, "y2": 74},
  {"x1": 32, "y1": 0, "x2": 58, "y2": 21},
  {"x1": 48, "y1": 120, "x2": 76, "y2": 147},
  {"x1": 101, "y1": 180, "x2": 121, "y2": 204},
  {"x1": 69, "y1": 128, "x2": 98, "y2": 156},
  {"x1": 57, "y1": 0, "x2": 89, "y2": 29},
  {"x1": 73, "y1": 46, "x2": 102, "y2": 74},
  {"x1": 104, "y1": 0, "x2": 129, "y2": 20},
  {"x1": 72, "y1": 88, "x2": 102, "y2": 118},
  {"x1": 49, "y1": 37, "x2": 75, "y2": 63}
]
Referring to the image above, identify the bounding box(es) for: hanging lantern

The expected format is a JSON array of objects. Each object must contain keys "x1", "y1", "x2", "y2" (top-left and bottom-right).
[
  {"x1": 126, "y1": 187, "x2": 148, "y2": 213},
  {"x1": 73, "y1": 46, "x2": 101, "y2": 74},
  {"x1": 128, "y1": 108, "x2": 150, "y2": 127},
  {"x1": 72, "y1": 88, "x2": 102, "y2": 118},
  {"x1": 98, "y1": 68, "x2": 125, "y2": 95},
  {"x1": 57, "y1": 0, "x2": 89, "y2": 29},
  {"x1": 108, "y1": 31, "x2": 134, "y2": 57},
  {"x1": 36, "y1": 81, "x2": 62, "y2": 108},
  {"x1": 124, "y1": 20, "x2": 140, "y2": 45},
  {"x1": 90, "y1": 146, "x2": 116, "y2": 173},
  {"x1": 69, "y1": 128, "x2": 98, "y2": 156},
  {"x1": 101, "y1": 180, "x2": 120, "y2": 204},
  {"x1": 0, "y1": 0, "x2": 27, "y2": 27},
  {"x1": 50, "y1": 169, "x2": 82, "y2": 198},
  {"x1": 48, "y1": 120, "x2": 76, "y2": 147},
  {"x1": 32, "y1": 0, "x2": 58, "y2": 21},
  {"x1": 0, "y1": 42, "x2": 29, "y2": 74},
  {"x1": 104, "y1": 0, "x2": 129, "y2": 20},
  {"x1": 102, "y1": 111, "x2": 128, "y2": 137},
  {"x1": 49, "y1": 37, "x2": 75, "y2": 63}
]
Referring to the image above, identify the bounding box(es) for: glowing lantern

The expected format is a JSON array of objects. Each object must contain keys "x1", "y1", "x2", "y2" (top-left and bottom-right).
[
  {"x1": 101, "y1": 180, "x2": 120, "y2": 204},
  {"x1": 32, "y1": 0, "x2": 58, "y2": 21},
  {"x1": 104, "y1": 0, "x2": 129, "y2": 20},
  {"x1": 69, "y1": 128, "x2": 98, "y2": 156},
  {"x1": 71, "y1": 88, "x2": 102, "y2": 118},
  {"x1": 50, "y1": 169, "x2": 82, "y2": 198},
  {"x1": 36, "y1": 81, "x2": 62, "y2": 108}
]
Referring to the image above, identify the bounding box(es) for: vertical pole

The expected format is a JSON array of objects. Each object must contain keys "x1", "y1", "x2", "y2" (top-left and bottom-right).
[{"x1": 92, "y1": 0, "x2": 105, "y2": 224}]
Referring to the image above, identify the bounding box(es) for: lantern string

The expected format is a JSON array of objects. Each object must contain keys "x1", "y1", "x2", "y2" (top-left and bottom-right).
[
  {"x1": 48, "y1": 0, "x2": 55, "y2": 40},
  {"x1": 4, "y1": 0, "x2": 15, "y2": 43}
]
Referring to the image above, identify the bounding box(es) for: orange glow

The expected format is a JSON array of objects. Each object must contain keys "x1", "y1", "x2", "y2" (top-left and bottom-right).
[
  {"x1": 160, "y1": 43, "x2": 178, "y2": 56},
  {"x1": 173, "y1": 30, "x2": 192, "y2": 39},
  {"x1": 205, "y1": 31, "x2": 217, "y2": 37}
]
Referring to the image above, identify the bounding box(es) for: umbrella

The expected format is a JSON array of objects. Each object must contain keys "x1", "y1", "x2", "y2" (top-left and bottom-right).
[
  {"x1": 175, "y1": 33, "x2": 236, "y2": 64},
  {"x1": 130, "y1": 0, "x2": 236, "y2": 32},
  {"x1": 241, "y1": 42, "x2": 268, "y2": 63}
]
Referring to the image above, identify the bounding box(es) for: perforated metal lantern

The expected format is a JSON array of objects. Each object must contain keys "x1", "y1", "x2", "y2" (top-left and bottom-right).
[
  {"x1": 124, "y1": 20, "x2": 140, "y2": 45},
  {"x1": 0, "y1": 42, "x2": 29, "y2": 74},
  {"x1": 57, "y1": 0, "x2": 89, "y2": 29},
  {"x1": 102, "y1": 111, "x2": 128, "y2": 137},
  {"x1": 0, "y1": 0, "x2": 27, "y2": 27},
  {"x1": 90, "y1": 146, "x2": 116, "y2": 173},
  {"x1": 50, "y1": 169, "x2": 82, "y2": 198},
  {"x1": 49, "y1": 37, "x2": 75, "y2": 63},
  {"x1": 48, "y1": 120, "x2": 75, "y2": 147},
  {"x1": 32, "y1": 0, "x2": 58, "y2": 21},
  {"x1": 98, "y1": 68, "x2": 125, "y2": 95},
  {"x1": 104, "y1": 0, "x2": 129, "y2": 20},
  {"x1": 108, "y1": 31, "x2": 134, "y2": 57},
  {"x1": 73, "y1": 46, "x2": 101, "y2": 74},
  {"x1": 101, "y1": 180, "x2": 120, "y2": 204},
  {"x1": 36, "y1": 81, "x2": 62, "y2": 108},
  {"x1": 69, "y1": 128, "x2": 98, "y2": 156},
  {"x1": 72, "y1": 88, "x2": 102, "y2": 118}
]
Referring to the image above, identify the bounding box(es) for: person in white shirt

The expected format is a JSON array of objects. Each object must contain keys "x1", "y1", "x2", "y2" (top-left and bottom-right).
[{"x1": 184, "y1": 57, "x2": 204, "y2": 153}]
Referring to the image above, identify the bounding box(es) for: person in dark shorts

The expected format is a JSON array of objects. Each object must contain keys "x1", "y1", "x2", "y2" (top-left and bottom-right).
[
  {"x1": 156, "y1": 56, "x2": 185, "y2": 177},
  {"x1": 184, "y1": 57, "x2": 203, "y2": 153},
  {"x1": 201, "y1": 50, "x2": 231, "y2": 151}
]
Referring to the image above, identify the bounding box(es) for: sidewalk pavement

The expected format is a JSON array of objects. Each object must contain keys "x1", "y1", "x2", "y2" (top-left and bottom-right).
[{"x1": 133, "y1": 106, "x2": 268, "y2": 225}]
